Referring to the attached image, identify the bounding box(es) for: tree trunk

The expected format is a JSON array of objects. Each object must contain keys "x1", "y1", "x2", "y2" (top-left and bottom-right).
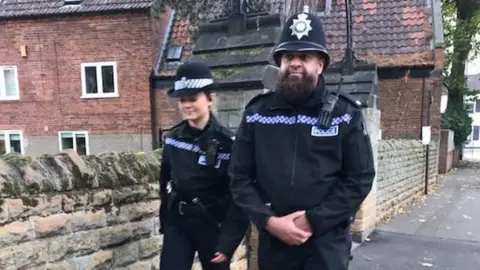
[{"x1": 447, "y1": 0, "x2": 480, "y2": 108}]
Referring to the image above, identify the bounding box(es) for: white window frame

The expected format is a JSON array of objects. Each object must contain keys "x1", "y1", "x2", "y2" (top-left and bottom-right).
[
  {"x1": 0, "y1": 130, "x2": 24, "y2": 154},
  {"x1": 80, "y1": 61, "x2": 119, "y2": 99},
  {"x1": 465, "y1": 101, "x2": 475, "y2": 113},
  {"x1": 0, "y1": 65, "x2": 20, "y2": 101},
  {"x1": 58, "y1": 131, "x2": 90, "y2": 155}
]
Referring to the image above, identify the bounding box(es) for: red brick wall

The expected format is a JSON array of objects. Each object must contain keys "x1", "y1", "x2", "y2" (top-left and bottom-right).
[
  {"x1": 155, "y1": 88, "x2": 182, "y2": 130},
  {"x1": 380, "y1": 76, "x2": 442, "y2": 140},
  {"x1": 0, "y1": 11, "x2": 169, "y2": 136}
]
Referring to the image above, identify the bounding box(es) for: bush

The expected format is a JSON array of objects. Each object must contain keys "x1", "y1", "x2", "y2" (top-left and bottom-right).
[{"x1": 441, "y1": 104, "x2": 473, "y2": 146}]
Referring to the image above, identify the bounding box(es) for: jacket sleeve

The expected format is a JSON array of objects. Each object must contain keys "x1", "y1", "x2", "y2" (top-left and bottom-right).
[
  {"x1": 305, "y1": 109, "x2": 376, "y2": 235},
  {"x1": 159, "y1": 147, "x2": 171, "y2": 234},
  {"x1": 215, "y1": 194, "x2": 250, "y2": 259},
  {"x1": 228, "y1": 110, "x2": 276, "y2": 229}
]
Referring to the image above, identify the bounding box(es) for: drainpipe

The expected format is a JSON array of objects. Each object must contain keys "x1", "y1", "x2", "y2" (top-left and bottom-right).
[
  {"x1": 149, "y1": 70, "x2": 158, "y2": 150},
  {"x1": 424, "y1": 78, "x2": 433, "y2": 195}
]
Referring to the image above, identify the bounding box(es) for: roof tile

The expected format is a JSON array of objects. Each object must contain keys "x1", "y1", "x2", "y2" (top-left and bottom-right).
[
  {"x1": 0, "y1": 0, "x2": 152, "y2": 18},
  {"x1": 158, "y1": 0, "x2": 434, "y2": 74}
]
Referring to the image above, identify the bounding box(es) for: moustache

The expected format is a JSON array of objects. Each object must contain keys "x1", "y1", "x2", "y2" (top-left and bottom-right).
[{"x1": 285, "y1": 70, "x2": 306, "y2": 77}]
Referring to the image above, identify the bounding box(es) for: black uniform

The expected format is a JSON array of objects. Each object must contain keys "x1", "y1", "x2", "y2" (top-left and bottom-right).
[
  {"x1": 159, "y1": 61, "x2": 249, "y2": 270},
  {"x1": 228, "y1": 79, "x2": 375, "y2": 269},
  {"x1": 159, "y1": 116, "x2": 250, "y2": 270},
  {"x1": 228, "y1": 9, "x2": 376, "y2": 269}
]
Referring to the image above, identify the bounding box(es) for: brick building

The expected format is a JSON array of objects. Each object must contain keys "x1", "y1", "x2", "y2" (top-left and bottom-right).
[
  {"x1": 0, "y1": 0, "x2": 170, "y2": 156},
  {"x1": 152, "y1": 0, "x2": 446, "y2": 143}
]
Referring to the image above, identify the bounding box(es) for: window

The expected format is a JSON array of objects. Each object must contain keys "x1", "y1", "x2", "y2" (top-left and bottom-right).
[
  {"x1": 317, "y1": 0, "x2": 326, "y2": 12},
  {"x1": 81, "y1": 62, "x2": 118, "y2": 98},
  {"x1": 166, "y1": 45, "x2": 183, "y2": 61},
  {"x1": 473, "y1": 126, "x2": 480, "y2": 141},
  {"x1": 316, "y1": 0, "x2": 331, "y2": 15},
  {"x1": 465, "y1": 101, "x2": 475, "y2": 113},
  {"x1": 58, "y1": 131, "x2": 89, "y2": 155},
  {"x1": 475, "y1": 101, "x2": 480, "y2": 113},
  {"x1": 0, "y1": 66, "x2": 20, "y2": 100},
  {"x1": 0, "y1": 130, "x2": 24, "y2": 154}
]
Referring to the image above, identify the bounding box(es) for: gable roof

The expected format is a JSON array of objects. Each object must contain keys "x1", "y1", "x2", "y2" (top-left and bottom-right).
[
  {"x1": 0, "y1": 0, "x2": 152, "y2": 19},
  {"x1": 157, "y1": 0, "x2": 436, "y2": 76}
]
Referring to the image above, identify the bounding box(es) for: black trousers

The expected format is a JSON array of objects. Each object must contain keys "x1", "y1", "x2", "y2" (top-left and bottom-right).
[
  {"x1": 257, "y1": 223, "x2": 352, "y2": 270},
  {"x1": 160, "y1": 202, "x2": 230, "y2": 270}
]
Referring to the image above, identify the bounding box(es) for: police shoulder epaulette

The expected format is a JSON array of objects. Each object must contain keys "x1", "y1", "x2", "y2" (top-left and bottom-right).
[
  {"x1": 166, "y1": 121, "x2": 186, "y2": 134},
  {"x1": 338, "y1": 92, "x2": 362, "y2": 108},
  {"x1": 245, "y1": 90, "x2": 273, "y2": 108}
]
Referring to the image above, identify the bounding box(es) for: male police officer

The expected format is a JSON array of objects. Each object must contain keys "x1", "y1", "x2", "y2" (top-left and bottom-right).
[{"x1": 228, "y1": 9, "x2": 376, "y2": 270}]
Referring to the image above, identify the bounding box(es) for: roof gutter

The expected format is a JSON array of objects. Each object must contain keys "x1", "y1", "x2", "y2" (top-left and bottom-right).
[
  {"x1": 153, "y1": 8, "x2": 176, "y2": 73},
  {"x1": 149, "y1": 8, "x2": 175, "y2": 150}
]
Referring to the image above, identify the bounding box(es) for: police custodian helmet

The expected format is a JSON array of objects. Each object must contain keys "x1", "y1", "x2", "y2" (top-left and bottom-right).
[
  {"x1": 272, "y1": 7, "x2": 330, "y2": 69},
  {"x1": 167, "y1": 61, "x2": 218, "y2": 98}
]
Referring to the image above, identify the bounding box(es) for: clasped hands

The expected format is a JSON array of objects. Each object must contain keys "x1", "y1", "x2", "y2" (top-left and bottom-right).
[
  {"x1": 265, "y1": 210, "x2": 313, "y2": 246},
  {"x1": 211, "y1": 211, "x2": 312, "y2": 263}
]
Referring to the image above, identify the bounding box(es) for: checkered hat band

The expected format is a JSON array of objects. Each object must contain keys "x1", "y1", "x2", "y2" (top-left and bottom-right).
[{"x1": 174, "y1": 78, "x2": 214, "y2": 91}]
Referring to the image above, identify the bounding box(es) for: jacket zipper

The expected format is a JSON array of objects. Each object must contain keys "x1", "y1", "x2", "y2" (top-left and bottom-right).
[{"x1": 290, "y1": 115, "x2": 299, "y2": 186}]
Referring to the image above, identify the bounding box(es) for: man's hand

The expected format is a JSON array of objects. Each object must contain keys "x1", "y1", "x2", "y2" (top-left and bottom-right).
[
  {"x1": 293, "y1": 213, "x2": 312, "y2": 233},
  {"x1": 265, "y1": 211, "x2": 312, "y2": 246},
  {"x1": 211, "y1": 252, "x2": 228, "y2": 263}
]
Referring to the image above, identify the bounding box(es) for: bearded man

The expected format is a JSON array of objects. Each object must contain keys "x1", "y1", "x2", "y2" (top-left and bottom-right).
[{"x1": 228, "y1": 9, "x2": 376, "y2": 270}]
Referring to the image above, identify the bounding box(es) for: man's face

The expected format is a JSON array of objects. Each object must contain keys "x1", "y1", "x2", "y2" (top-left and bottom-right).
[{"x1": 276, "y1": 51, "x2": 325, "y2": 103}]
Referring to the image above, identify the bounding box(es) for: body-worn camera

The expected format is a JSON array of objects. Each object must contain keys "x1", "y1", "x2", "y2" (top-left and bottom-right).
[{"x1": 206, "y1": 138, "x2": 220, "y2": 167}]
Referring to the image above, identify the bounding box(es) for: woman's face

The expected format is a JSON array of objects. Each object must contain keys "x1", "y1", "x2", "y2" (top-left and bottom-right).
[{"x1": 177, "y1": 91, "x2": 212, "y2": 121}]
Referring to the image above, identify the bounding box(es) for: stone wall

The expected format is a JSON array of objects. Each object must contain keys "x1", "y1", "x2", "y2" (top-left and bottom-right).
[
  {"x1": 350, "y1": 107, "x2": 381, "y2": 242},
  {"x1": 438, "y1": 129, "x2": 456, "y2": 173},
  {"x1": 215, "y1": 89, "x2": 266, "y2": 131},
  {"x1": 0, "y1": 149, "x2": 246, "y2": 270},
  {"x1": 376, "y1": 139, "x2": 438, "y2": 222}
]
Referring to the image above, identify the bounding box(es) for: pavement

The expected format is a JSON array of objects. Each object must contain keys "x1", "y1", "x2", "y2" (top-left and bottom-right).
[{"x1": 350, "y1": 161, "x2": 480, "y2": 270}]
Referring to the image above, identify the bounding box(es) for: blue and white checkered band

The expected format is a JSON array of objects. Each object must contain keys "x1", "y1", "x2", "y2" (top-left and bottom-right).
[
  {"x1": 245, "y1": 113, "x2": 353, "y2": 126},
  {"x1": 174, "y1": 77, "x2": 214, "y2": 91},
  {"x1": 164, "y1": 137, "x2": 231, "y2": 160}
]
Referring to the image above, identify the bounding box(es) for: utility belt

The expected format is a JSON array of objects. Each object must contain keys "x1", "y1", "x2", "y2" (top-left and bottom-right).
[{"x1": 167, "y1": 181, "x2": 228, "y2": 229}]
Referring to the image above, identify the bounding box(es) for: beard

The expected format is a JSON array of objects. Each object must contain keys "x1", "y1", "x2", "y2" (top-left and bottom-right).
[{"x1": 276, "y1": 70, "x2": 317, "y2": 105}]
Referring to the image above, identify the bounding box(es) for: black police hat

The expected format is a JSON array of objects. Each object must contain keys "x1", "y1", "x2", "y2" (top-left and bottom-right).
[
  {"x1": 167, "y1": 61, "x2": 218, "y2": 98},
  {"x1": 272, "y1": 11, "x2": 330, "y2": 68}
]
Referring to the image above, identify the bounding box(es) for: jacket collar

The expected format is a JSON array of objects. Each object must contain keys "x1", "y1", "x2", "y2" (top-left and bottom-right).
[{"x1": 177, "y1": 113, "x2": 220, "y2": 140}]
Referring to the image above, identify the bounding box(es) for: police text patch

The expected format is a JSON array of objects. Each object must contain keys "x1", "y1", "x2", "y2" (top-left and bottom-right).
[
  {"x1": 311, "y1": 125, "x2": 339, "y2": 137},
  {"x1": 198, "y1": 154, "x2": 222, "y2": 168}
]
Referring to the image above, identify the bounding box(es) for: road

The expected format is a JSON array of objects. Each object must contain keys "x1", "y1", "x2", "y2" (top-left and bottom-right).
[{"x1": 350, "y1": 161, "x2": 480, "y2": 270}]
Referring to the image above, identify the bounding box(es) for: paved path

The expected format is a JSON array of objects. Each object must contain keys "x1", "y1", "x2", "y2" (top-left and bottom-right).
[{"x1": 350, "y1": 161, "x2": 480, "y2": 270}]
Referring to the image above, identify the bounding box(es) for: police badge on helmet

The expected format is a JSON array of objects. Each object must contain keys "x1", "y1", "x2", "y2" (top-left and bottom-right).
[
  {"x1": 272, "y1": 6, "x2": 330, "y2": 69},
  {"x1": 273, "y1": 7, "x2": 331, "y2": 104}
]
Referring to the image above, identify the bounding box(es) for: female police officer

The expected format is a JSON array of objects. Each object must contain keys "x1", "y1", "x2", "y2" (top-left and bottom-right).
[{"x1": 159, "y1": 61, "x2": 249, "y2": 270}]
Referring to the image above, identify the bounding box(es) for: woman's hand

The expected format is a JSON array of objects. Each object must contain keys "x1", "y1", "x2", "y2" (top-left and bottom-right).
[{"x1": 211, "y1": 252, "x2": 228, "y2": 263}]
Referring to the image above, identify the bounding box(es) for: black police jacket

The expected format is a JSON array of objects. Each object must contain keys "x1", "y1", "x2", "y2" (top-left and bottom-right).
[
  {"x1": 159, "y1": 115, "x2": 249, "y2": 258},
  {"x1": 228, "y1": 80, "x2": 376, "y2": 236}
]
